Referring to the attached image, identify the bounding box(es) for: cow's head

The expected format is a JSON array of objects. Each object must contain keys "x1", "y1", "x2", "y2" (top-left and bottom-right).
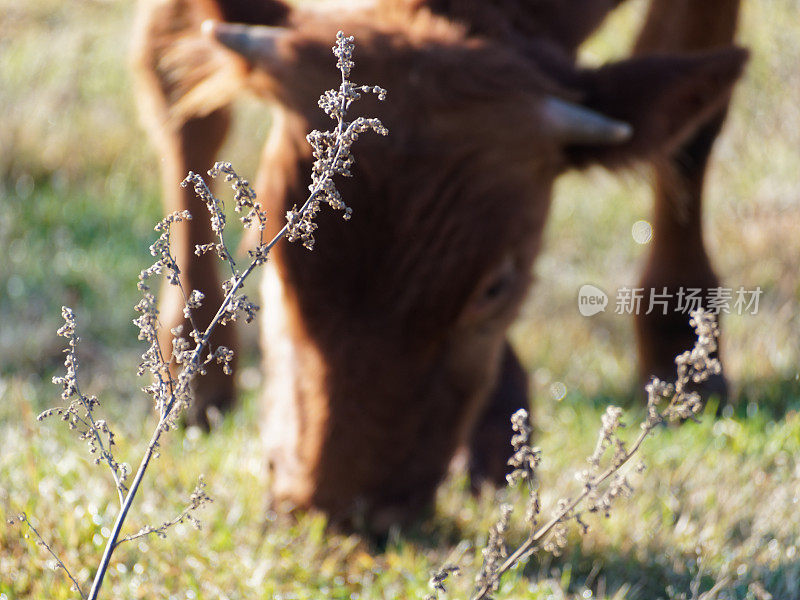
[{"x1": 203, "y1": 5, "x2": 745, "y2": 527}]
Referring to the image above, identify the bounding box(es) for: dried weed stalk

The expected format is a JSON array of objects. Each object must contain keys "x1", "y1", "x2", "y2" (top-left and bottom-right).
[
  {"x1": 427, "y1": 310, "x2": 722, "y2": 600},
  {"x1": 18, "y1": 31, "x2": 386, "y2": 600}
]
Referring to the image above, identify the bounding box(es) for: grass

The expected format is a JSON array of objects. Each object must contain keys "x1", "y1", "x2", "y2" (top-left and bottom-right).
[{"x1": 1, "y1": 0, "x2": 799, "y2": 598}]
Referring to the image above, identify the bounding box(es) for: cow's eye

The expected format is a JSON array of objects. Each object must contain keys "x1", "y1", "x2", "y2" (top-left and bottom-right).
[
  {"x1": 481, "y1": 262, "x2": 516, "y2": 302},
  {"x1": 462, "y1": 255, "x2": 523, "y2": 325}
]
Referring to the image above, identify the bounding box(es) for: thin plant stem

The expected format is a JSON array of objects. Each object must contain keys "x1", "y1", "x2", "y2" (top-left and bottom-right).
[
  {"x1": 471, "y1": 421, "x2": 655, "y2": 600},
  {"x1": 87, "y1": 194, "x2": 303, "y2": 598},
  {"x1": 84, "y1": 31, "x2": 386, "y2": 599},
  {"x1": 18, "y1": 514, "x2": 86, "y2": 600}
]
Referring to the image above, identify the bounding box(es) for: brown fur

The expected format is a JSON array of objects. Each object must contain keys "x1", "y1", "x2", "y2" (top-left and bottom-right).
[
  {"x1": 409, "y1": 0, "x2": 625, "y2": 54},
  {"x1": 412, "y1": 0, "x2": 743, "y2": 393},
  {"x1": 132, "y1": 0, "x2": 746, "y2": 523},
  {"x1": 630, "y1": 0, "x2": 741, "y2": 395}
]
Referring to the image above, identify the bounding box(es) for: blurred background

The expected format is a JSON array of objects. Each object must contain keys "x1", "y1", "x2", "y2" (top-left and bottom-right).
[
  {"x1": 1, "y1": 0, "x2": 797, "y2": 412},
  {"x1": 1, "y1": 0, "x2": 798, "y2": 598}
]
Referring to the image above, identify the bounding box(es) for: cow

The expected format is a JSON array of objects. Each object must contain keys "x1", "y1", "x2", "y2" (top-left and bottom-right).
[
  {"x1": 410, "y1": 0, "x2": 741, "y2": 403},
  {"x1": 131, "y1": 0, "x2": 746, "y2": 526}
]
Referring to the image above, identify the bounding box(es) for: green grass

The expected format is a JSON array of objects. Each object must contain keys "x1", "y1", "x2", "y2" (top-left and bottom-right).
[{"x1": 1, "y1": 0, "x2": 799, "y2": 598}]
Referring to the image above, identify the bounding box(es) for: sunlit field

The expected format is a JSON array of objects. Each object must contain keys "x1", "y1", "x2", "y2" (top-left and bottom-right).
[{"x1": 1, "y1": 0, "x2": 799, "y2": 598}]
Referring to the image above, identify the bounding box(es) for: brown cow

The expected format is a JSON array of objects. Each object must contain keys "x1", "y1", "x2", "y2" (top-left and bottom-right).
[
  {"x1": 132, "y1": 0, "x2": 746, "y2": 525},
  {"x1": 412, "y1": 0, "x2": 741, "y2": 402}
]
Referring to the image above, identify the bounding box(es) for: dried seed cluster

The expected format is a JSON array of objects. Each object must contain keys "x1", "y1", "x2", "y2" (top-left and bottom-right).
[
  {"x1": 23, "y1": 32, "x2": 388, "y2": 597},
  {"x1": 423, "y1": 310, "x2": 726, "y2": 600},
  {"x1": 288, "y1": 31, "x2": 388, "y2": 249}
]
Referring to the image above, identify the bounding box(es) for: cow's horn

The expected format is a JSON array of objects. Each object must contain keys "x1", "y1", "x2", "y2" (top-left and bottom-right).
[
  {"x1": 542, "y1": 97, "x2": 633, "y2": 144},
  {"x1": 202, "y1": 20, "x2": 287, "y2": 63}
]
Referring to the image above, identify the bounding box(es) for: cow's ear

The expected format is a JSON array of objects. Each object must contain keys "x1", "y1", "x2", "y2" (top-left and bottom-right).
[
  {"x1": 164, "y1": 3, "x2": 293, "y2": 123},
  {"x1": 562, "y1": 46, "x2": 748, "y2": 169}
]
